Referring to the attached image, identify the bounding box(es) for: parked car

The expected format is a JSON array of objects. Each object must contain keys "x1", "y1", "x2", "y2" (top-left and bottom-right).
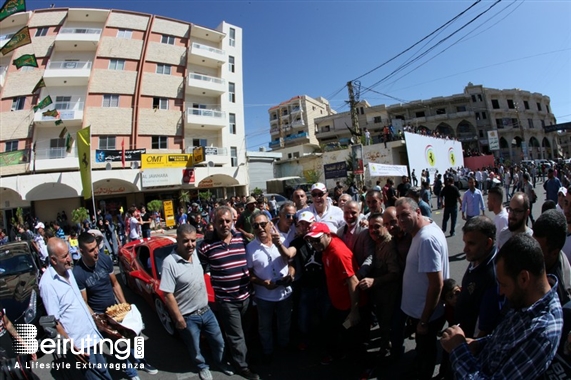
[
  {"x1": 456, "y1": 176, "x2": 469, "y2": 190},
  {"x1": 263, "y1": 193, "x2": 288, "y2": 208},
  {"x1": 117, "y1": 236, "x2": 214, "y2": 335},
  {"x1": 0, "y1": 241, "x2": 43, "y2": 326}
]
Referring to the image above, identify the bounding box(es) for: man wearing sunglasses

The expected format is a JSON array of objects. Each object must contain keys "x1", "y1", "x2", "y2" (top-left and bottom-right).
[
  {"x1": 275, "y1": 201, "x2": 297, "y2": 247},
  {"x1": 307, "y1": 183, "x2": 344, "y2": 232}
]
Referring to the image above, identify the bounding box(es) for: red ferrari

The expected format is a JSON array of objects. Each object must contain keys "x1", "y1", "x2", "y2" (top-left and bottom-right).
[{"x1": 117, "y1": 236, "x2": 214, "y2": 335}]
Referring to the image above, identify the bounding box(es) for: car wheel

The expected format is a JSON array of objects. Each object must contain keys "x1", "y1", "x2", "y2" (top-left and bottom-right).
[
  {"x1": 119, "y1": 262, "x2": 130, "y2": 289},
  {"x1": 154, "y1": 297, "x2": 175, "y2": 336}
]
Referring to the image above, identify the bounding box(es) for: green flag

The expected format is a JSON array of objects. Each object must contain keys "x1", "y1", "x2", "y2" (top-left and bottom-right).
[
  {"x1": 0, "y1": 26, "x2": 31, "y2": 55},
  {"x1": 58, "y1": 127, "x2": 68, "y2": 139},
  {"x1": 42, "y1": 109, "x2": 59, "y2": 117},
  {"x1": 0, "y1": 0, "x2": 25, "y2": 23},
  {"x1": 13, "y1": 53, "x2": 37, "y2": 68},
  {"x1": 31, "y1": 78, "x2": 45, "y2": 93},
  {"x1": 65, "y1": 133, "x2": 73, "y2": 153},
  {"x1": 33, "y1": 95, "x2": 52, "y2": 112},
  {"x1": 77, "y1": 126, "x2": 92, "y2": 199},
  {"x1": 55, "y1": 119, "x2": 63, "y2": 126}
]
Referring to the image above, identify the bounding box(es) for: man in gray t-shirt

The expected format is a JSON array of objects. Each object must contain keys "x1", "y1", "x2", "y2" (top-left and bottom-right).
[{"x1": 160, "y1": 224, "x2": 232, "y2": 380}]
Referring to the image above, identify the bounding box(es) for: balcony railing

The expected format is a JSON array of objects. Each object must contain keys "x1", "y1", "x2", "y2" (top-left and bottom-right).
[
  {"x1": 188, "y1": 108, "x2": 225, "y2": 118},
  {"x1": 285, "y1": 132, "x2": 308, "y2": 142},
  {"x1": 47, "y1": 61, "x2": 92, "y2": 70},
  {"x1": 292, "y1": 120, "x2": 305, "y2": 127},
  {"x1": 269, "y1": 140, "x2": 281, "y2": 148},
  {"x1": 34, "y1": 147, "x2": 77, "y2": 160},
  {"x1": 188, "y1": 73, "x2": 225, "y2": 85},
  {"x1": 191, "y1": 42, "x2": 225, "y2": 56},
  {"x1": 185, "y1": 146, "x2": 228, "y2": 155},
  {"x1": 40, "y1": 103, "x2": 84, "y2": 120},
  {"x1": 60, "y1": 28, "x2": 102, "y2": 35}
]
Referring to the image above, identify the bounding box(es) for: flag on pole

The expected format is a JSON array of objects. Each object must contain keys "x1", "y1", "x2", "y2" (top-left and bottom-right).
[
  {"x1": 33, "y1": 95, "x2": 52, "y2": 112},
  {"x1": 31, "y1": 78, "x2": 45, "y2": 94},
  {"x1": 65, "y1": 133, "x2": 74, "y2": 153},
  {"x1": 121, "y1": 139, "x2": 125, "y2": 168},
  {"x1": 0, "y1": 0, "x2": 26, "y2": 23},
  {"x1": 77, "y1": 126, "x2": 92, "y2": 199},
  {"x1": 55, "y1": 119, "x2": 63, "y2": 126},
  {"x1": 58, "y1": 127, "x2": 68, "y2": 139},
  {"x1": 42, "y1": 109, "x2": 59, "y2": 117},
  {"x1": 13, "y1": 53, "x2": 37, "y2": 68},
  {"x1": 0, "y1": 26, "x2": 31, "y2": 55}
]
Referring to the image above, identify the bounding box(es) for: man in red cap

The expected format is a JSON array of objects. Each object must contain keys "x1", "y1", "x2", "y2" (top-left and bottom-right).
[{"x1": 305, "y1": 222, "x2": 361, "y2": 366}]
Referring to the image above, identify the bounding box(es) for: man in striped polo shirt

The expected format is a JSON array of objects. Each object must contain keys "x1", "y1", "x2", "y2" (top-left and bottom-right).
[{"x1": 198, "y1": 206, "x2": 259, "y2": 380}]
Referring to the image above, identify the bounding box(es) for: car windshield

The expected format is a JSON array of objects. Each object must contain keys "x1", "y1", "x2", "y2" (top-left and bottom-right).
[{"x1": 0, "y1": 253, "x2": 35, "y2": 276}]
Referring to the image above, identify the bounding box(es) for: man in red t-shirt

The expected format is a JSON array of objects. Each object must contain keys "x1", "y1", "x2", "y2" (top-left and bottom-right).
[{"x1": 305, "y1": 222, "x2": 362, "y2": 366}]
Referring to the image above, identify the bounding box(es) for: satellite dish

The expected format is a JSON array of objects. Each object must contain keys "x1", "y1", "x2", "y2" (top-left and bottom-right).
[{"x1": 207, "y1": 161, "x2": 214, "y2": 167}]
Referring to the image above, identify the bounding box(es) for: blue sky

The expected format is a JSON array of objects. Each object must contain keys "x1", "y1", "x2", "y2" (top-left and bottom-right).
[{"x1": 28, "y1": 0, "x2": 571, "y2": 152}]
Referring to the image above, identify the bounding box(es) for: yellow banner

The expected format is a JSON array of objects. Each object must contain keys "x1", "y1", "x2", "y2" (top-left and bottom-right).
[
  {"x1": 0, "y1": 26, "x2": 31, "y2": 55},
  {"x1": 141, "y1": 153, "x2": 193, "y2": 169},
  {"x1": 77, "y1": 126, "x2": 92, "y2": 199},
  {"x1": 193, "y1": 146, "x2": 204, "y2": 164},
  {"x1": 163, "y1": 200, "x2": 175, "y2": 228}
]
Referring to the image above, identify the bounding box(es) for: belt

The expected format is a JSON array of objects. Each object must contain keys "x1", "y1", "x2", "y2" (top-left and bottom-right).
[{"x1": 185, "y1": 306, "x2": 210, "y2": 317}]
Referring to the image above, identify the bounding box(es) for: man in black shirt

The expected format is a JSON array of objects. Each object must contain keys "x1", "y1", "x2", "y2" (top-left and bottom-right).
[
  {"x1": 397, "y1": 176, "x2": 411, "y2": 198},
  {"x1": 441, "y1": 177, "x2": 462, "y2": 236},
  {"x1": 140, "y1": 206, "x2": 152, "y2": 238}
]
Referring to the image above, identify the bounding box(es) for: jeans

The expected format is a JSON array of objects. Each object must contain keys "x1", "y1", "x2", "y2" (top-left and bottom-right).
[
  {"x1": 216, "y1": 298, "x2": 251, "y2": 370},
  {"x1": 298, "y1": 286, "x2": 331, "y2": 336},
  {"x1": 409, "y1": 316, "x2": 446, "y2": 380},
  {"x1": 256, "y1": 296, "x2": 293, "y2": 354},
  {"x1": 178, "y1": 308, "x2": 225, "y2": 370},
  {"x1": 504, "y1": 185, "x2": 511, "y2": 202},
  {"x1": 142, "y1": 229, "x2": 151, "y2": 238},
  {"x1": 81, "y1": 347, "x2": 112, "y2": 380},
  {"x1": 442, "y1": 206, "x2": 458, "y2": 234}
]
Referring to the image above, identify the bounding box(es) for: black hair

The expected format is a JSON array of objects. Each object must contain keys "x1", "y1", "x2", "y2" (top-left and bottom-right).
[
  {"x1": 78, "y1": 232, "x2": 96, "y2": 248},
  {"x1": 541, "y1": 200, "x2": 557, "y2": 213},
  {"x1": 533, "y1": 209, "x2": 567, "y2": 252},
  {"x1": 488, "y1": 186, "x2": 504, "y2": 202},
  {"x1": 462, "y1": 215, "x2": 496, "y2": 242},
  {"x1": 496, "y1": 234, "x2": 545, "y2": 280},
  {"x1": 177, "y1": 223, "x2": 196, "y2": 237},
  {"x1": 441, "y1": 278, "x2": 457, "y2": 300}
]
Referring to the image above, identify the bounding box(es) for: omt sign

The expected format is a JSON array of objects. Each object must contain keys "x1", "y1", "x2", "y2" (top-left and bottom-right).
[{"x1": 141, "y1": 154, "x2": 193, "y2": 169}]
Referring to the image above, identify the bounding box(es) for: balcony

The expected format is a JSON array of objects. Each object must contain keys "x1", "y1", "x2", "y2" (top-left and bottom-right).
[
  {"x1": 185, "y1": 145, "x2": 229, "y2": 166},
  {"x1": 33, "y1": 147, "x2": 79, "y2": 172},
  {"x1": 291, "y1": 107, "x2": 302, "y2": 115},
  {"x1": 55, "y1": 28, "x2": 101, "y2": 50},
  {"x1": 188, "y1": 42, "x2": 227, "y2": 67},
  {"x1": 284, "y1": 132, "x2": 309, "y2": 145},
  {"x1": 270, "y1": 127, "x2": 279, "y2": 135},
  {"x1": 269, "y1": 138, "x2": 283, "y2": 149},
  {"x1": 34, "y1": 102, "x2": 84, "y2": 127},
  {"x1": 186, "y1": 107, "x2": 226, "y2": 130},
  {"x1": 292, "y1": 119, "x2": 305, "y2": 128},
  {"x1": 270, "y1": 118, "x2": 278, "y2": 125},
  {"x1": 44, "y1": 61, "x2": 92, "y2": 86},
  {"x1": 186, "y1": 73, "x2": 226, "y2": 96},
  {"x1": 0, "y1": 33, "x2": 14, "y2": 54}
]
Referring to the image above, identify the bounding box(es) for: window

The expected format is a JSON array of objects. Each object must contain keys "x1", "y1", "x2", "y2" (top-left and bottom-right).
[
  {"x1": 193, "y1": 139, "x2": 207, "y2": 147},
  {"x1": 102, "y1": 94, "x2": 119, "y2": 107},
  {"x1": 152, "y1": 97, "x2": 168, "y2": 110},
  {"x1": 11, "y1": 97, "x2": 25, "y2": 111},
  {"x1": 231, "y1": 146, "x2": 237, "y2": 167},
  {"x1": 471, "y1": 95, "x2": 476, "y2": 102},
  {"x1": 50, "y1": 138, "x2": 65, "y2": 159},
  {"x1": 482, "y1": 111, "x2": 487, "y2": 119},
  {"x1": 475, "y1": 112, "x2": 480, "y2": 120},
  {"x1": 229, "y1": 113, "x2": 236, "y2": 134},
  {"x1": 156, "y1": 64, "x2": 171, "y2": 75},
  {"x1": 507, "y1": 99, "x2": 515, "y2": 109},
  {"x1": 524, "y1": 100, "x2": 530, "y2": 110},
  {"x1": 477, "y1": 94, "x2": 482, "y2": 101},
  {"x1": 491, "y1": 99, "x2": 500, "y2": 109},
  {"x1": 360, "y1": 107, "x2": 364, "y2": 115},
  {"x1": 415, "y1": 111, "x2": 425, "y2": 118},
  {"x1": 546, "y1": 105, "x2": 550, "y2": 114},
  {"x1": 537, "y1": 102, "x2": 542, "y2": 111},
  {"x1": 373, "y1": 116, "x2": 382, "y2": 123},
  {"x1": 228, "y1": 56, "x2": 235, "y2": 73},
  {"x1": 55, "y1": 96, "x2": 71, "y2": 110},
  {"x1": 35, "y1": 27, "x2": 48, "y2": 37},
  {"x1": 456, "y1": 105, "x2": 467, "y2": 112},
  {"x1": 528, "y1": 118, "x2": 534, "y2": 129},
  {"x1": 479, "y1": 130, "x2": 484, "y2": 138},
  {"x1": 496, "y1": 119, "x2": 504, "y2": 129},
  {"x1": 229, "y1": 28, "x2": 235, "y2": 47},
  {"x1": 117, "y1": 29, "x2": 132, "y2": 39},
  {"x1": 511, "y1": 118, "x2": 518, "y2": 128},
  {"x1": 229, "y1": 82, "x2": 235, "y2": 103},
  {"x1": 109, "y1": 59, "x2": 125, "y2": 70},
  {"x1": 152, "y1": 136, "x2": 167, "y2": 149},
  {"x1": 541, "y1": 120, "x2": 545, "y2": 128},
  {"x1": 99, "y1": 136, "x2": 116, "y2": 150},
  {"x1": 161, "y1": 35, "x2": 175, "y2": 45},
  {"x1": 436, "y1": 108, "x2": 446, "y2": 115},
  {"x1": 5, "y1": 140, "x2": 18, "y2": 152}
]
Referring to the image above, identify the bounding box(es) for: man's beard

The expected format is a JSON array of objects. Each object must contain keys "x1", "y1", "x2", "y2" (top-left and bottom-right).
[{"x1": 508, "y1": 217, "x2": 525, "y2": 231}]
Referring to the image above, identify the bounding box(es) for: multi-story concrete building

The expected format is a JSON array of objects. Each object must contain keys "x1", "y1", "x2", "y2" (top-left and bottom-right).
[
  {"x1": 310, "y1": 84, "x2": 560, "y2": 162},
  {"x1": 267, "y1": 95, "x2": 335, "y2": 178},
  {"x1": 0, "y1": 7, "x2": 246, "y2": 227}
]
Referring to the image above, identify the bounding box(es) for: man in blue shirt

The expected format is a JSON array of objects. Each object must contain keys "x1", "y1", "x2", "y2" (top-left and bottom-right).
[
  {"x1": 461, "y1": 177, "x2": 485, "y2": 221},
  {"x1": 441, "y1": 234, "x2": 563, "y2": 379},
  {"x1": 544, "y1": 168, "x2": 562, "y2": 203}
]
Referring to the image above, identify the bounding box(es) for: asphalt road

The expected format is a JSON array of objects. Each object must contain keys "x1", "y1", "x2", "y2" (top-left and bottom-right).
[{"x1": 31, "y1": 184, "x2": 547, "y2": 380}]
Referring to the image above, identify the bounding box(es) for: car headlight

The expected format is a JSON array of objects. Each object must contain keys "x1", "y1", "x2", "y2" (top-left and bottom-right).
[{"x1": 24, "y1": 289, "x2": 37, "y2": 324}]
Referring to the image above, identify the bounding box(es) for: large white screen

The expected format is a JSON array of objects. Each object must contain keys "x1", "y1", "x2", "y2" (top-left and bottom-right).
[{"x1": 404, "y1": 132, "x2": 465, "y2": 179}]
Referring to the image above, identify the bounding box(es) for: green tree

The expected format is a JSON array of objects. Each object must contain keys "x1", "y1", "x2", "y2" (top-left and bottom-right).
[
  {"x1": 303, "y1": 169, "x2": 322, "y2": 184},
  {"x1": 198, "y1": 190, "x2": 213, "y2": 202},
  {"x1": 146, "y1": 200, "x2": 163, "y2": 213},
  {"x1": 71, "y1": 207, "x2": 89, "y2": 225},
  {"x1": 251, "y1": 187, "x2": 263, "y2": 197},
  {"x1": 178, "y1": 190, "x2": 190, "y2": 212}
]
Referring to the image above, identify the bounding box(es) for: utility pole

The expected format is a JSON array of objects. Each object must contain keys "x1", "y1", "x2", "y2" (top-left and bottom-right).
[
  {"x1": 347, "y1": 80, "x2": 364, "y2": 189},
  {"x1": 347, "y1": 81, "x2": 360, "y2": 136}
]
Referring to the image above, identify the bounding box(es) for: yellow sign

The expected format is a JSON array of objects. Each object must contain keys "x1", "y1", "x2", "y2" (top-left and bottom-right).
[
  {"x1": 193, "y1": 146, "x2": 205, "y2": 164},
  {"x1": 163, "y1": 200, "x2": 175, "y2": 228},
  {"x1": 141, "y1": 154, "x2": 193, "y2": 169}
]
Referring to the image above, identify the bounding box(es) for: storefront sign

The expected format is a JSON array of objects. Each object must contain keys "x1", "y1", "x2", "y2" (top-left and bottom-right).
[
  {"x1": 93, "y1": 186, "x2": 128, "y2": 196},
  {"x1": 141, "y1": 154, "x2": 193, "y2": 169},
  {"x1": 142, "y1": 168, "x2": 188, "y2": 187},
  {"x1": 487, "y1": 130, "x2": 499, "y2": 151},
  {"x1": 163, "y1": 200, "x2": 175, "y2": 228},
  {"x1": 324, "y1": 162, "x2": 348, "y2": 179},
  {"x1": 193, "y1": 147, "x2": 205, "y2": 164},
  {"x1": 95, "y1": 149, "x2": 146, "y2": 163}
]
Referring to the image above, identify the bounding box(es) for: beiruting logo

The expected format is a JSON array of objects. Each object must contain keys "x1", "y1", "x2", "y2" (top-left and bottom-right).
[{"x1": 14, "y1": 324, "x2": 144, "y2": 361}]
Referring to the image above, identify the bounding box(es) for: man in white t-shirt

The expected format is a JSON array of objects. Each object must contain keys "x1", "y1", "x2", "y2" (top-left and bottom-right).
[
  {"x1": 397, "y1": 197, "x2": 449, "y2": 380},
  {"x1": 487, "y1": 186, "x2": 508, "y2": 243},
  {"x1": 307, "y1": 183, "x2": 344, "y2": 232},
  {"x1": 129, "y1": 214, "x2": 141, "y2": 241}
]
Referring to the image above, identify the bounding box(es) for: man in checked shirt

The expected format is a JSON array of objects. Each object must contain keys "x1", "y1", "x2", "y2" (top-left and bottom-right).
[{"x1": 441, "y1": 234, "x2": 563, "y2": 379}]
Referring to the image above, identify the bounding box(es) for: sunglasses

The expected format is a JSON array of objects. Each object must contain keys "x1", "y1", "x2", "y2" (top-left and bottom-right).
[
  {"x1": 311, "y1": 192, "x2": 325, "y2": 198},
  {"x1": 253, "y1": 222, "x2": 269, "y2": 230},
  {"x1": 306, "y1": 236, "x2": 322, "y2": 244},
  {"x1": 285, "y1": 214, "x2": 296, "y2": 219}
]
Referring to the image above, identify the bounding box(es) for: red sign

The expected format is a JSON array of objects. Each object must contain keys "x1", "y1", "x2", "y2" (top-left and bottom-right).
[{"x1": 182, "y1": 169, "x2": 195, "y2": 183}]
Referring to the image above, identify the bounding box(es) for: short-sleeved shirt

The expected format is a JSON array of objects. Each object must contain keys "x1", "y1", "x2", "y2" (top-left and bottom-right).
[
  {"x1": 401, "y1": 220, "x2": 449, "y2": 320},
  {"x1": 141, "y1": 212, "x2": 151, "y2": 232},
  {"x1": 322, "y1": 236, "x2": 358, "y2": 311},
  {"x1": 441, "y1": 185, "x2": 461, "y2": 208},
  {"x1": 308, "y1": 203, "x2": 345, "y2": 233},
  {"x1": 198, "y1": 230, "x2": 252, "y2": 303},
  {"x1": 129, "y1": 216, "x2": 139, "y2": 239},
  {"x1": 73, "y1": 253, "x2": 116, "y2": 313},
  {"x1": 246, "y1": 239, "x2": 292, "y2": 302},
  {"x1": 159, "y1": 250, "x2": 208, "y2": 315}
]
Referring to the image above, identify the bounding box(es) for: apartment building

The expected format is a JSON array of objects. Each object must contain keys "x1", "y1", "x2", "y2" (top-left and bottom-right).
[
  {"x1": 0, "y1": 8, "x2": 246, "y2": 227},
  {"x1": 311, "y1": 84, "x2": 560, "y2": 163}
]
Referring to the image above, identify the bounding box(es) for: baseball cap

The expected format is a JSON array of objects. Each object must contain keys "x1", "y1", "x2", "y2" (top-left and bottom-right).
[
  {"x1": 34, "y1": 222, "x2": 45, "y2": 230},
  {"x1": 558, "y1": 187, "x2": 567, "y2": 196},
  {"x1": 304, "y1": 222, "x2": 330, "y2": 239},
  {"x1": 297, "y1": 211, "x2": 316, "y2": 223},
  {"x1": 311, "y1": 183, "x2": 327, "y2": 193}
]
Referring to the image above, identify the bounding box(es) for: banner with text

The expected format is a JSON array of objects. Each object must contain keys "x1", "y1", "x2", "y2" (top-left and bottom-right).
[
  {"x1": 141, "y1": 153, "x2": 194, "y2": 169},
  {"x1": 96, "y1": 149, "x2": 146, "y2": 163},
  {"x1": 324, "y1": 161, "x2": 348, "y2": 179},
  {"x1": 368, "y1": 163, "x2": 409, "y2": 177},
  {"x1": 404, "y1": 132, "x2": 464, "y2": 178}
]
